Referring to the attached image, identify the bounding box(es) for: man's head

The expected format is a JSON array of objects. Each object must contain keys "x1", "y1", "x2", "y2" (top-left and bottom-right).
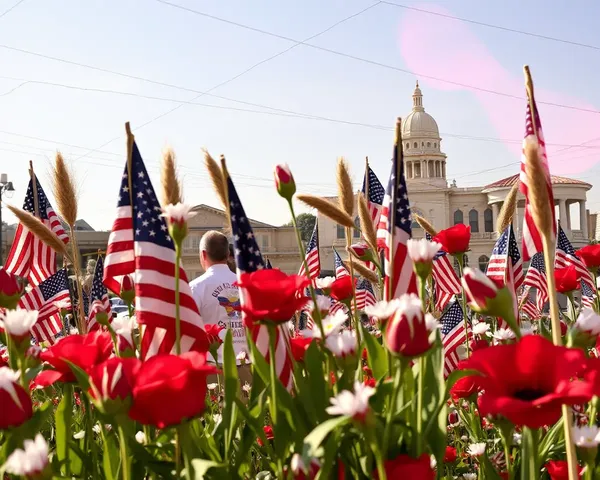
[{"x1": 199, "y1": 231, "x2": 230, "y2": 270}]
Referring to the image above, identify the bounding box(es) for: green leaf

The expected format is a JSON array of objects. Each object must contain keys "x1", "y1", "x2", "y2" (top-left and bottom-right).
[
  {"x1": 361, "y1": 326, "x2": 387, "y2": 381},
  {"x1": 222, "y1": 330, "x2": 240, "y2": 461},
  {"x1": 55, "y1": 384, "x2": 73, "y2": 475},
  {"x1": 101, "y1": 428, "x2": 119, "y2": 480},
  {"x1": 303, "y1": 416, "x2": 349, "y2": 458},
  {"x1": 539, "y1": 418, "x2": 565, "y2": 461},
  {"x1": 191, "y1": 459, "x2": 226, "y2": 478},
  {"x1": 64, "y1": 359, "x2": 92, "y2": 392}
]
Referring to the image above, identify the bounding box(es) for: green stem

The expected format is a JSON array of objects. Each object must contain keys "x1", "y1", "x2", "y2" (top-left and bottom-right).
[
  {"x1": 286, "y1": 199, "x2": 325, "y2": 337},
  {"x1": 175, "y1": 430, "x2": 181, "y2": 480},
  {"x1": 118, "y1": 424, "x2": 131, "y2": 480},
  {"x1": 455, "y1": 254, "x2": 471, "y2": 358},
  {"x1": 83, "y1": 394, "x2": 99, "y2": 480},
  {"x1": 499, "y1": 427, "x2": 513, "y2": 479},
  {"x1": 177, "y1": 425, "x2": 194, "y2": 480},
  {"x1": 367, "y1": 429, "x2": 387, "y2": 480},
  {"x1": 521, "y1": 427, "x2": 539, "y2": 480},
  {"x1": 345, "y1": 228, "x2": 363, "y2": 350},
  {"x1": 267, "y1": 323, "x2": 283, "y2": 476},
  {"x1": 382, "y1": 359, "x2": 402, "y2": 454},
  {"x1": 416, "y1": 355, "x2": 426, "y2": 456},
  {"x1": 175, "y1": 242, "x2": 182, "y2": 355}
]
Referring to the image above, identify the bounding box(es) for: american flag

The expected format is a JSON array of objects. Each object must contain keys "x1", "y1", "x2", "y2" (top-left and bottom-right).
[
  {"x1": 333, "y1": 248, "x2": 349, "y2": 278},
  {"x1": 441, "y1": 300, "x2": 470, "y2": 378},
  {"x1": 356, "y1": 277, "x2": 376, "y2": 311},
  {"x1": 362, "y1": 163, "x2": 385, "y2": 240},
  {"x1": 19, "y1": 268, "x2": 71, "y2": 344},
  {"x1": 88, "y1": 256, "x2": 111, "y2": 331},
  {"x1": 225, "y1": 168, "x2": 294, "y2": 390},
  {"x1": 519, "y1": 80, "x2": 556, "y2": 261},
  {"x1": 556, "y1": 225, "x2": 595, "y2": 290},
  {"x1": 81, "y1": 289, "x2": 89, "y2": 317},
  {"x1": 486, "y1": 225, "x2": 523, "y2": 325},
  {"x1": 4, "y1": 176, "x2": 69, "y2": 287},
  {"x1": 581, "y1": 281, "x2": 596, "y2": 309},
  {"x1": 298, "y1": 220, "x2": 320, "y2": 281},
  {"x1": 425, "y1": 232, "x2": 460, "y2": 311},
  {"x1": 524, "y1": 253, "x2": 548, "y2": 312},
  {"x1": 105, "y1": 138, "x2": 208, "y2": 359},
  {"x1": 377, "y1": 122, "x2": 417, "y2": 300},
  {"x1": 521, "y1": 298, "x2": 540, "y2": 321}
]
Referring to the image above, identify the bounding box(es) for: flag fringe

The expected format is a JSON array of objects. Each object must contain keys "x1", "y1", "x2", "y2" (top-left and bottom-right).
[
  {"x1": 296, "y1": 194, "x2": 354, "y2": 228},
  {"x1": 358, "y1": 193, "x2": 378, "y2": 252},
  {"x1": 336, "y1": 157, "x2": 354, "y2": 217},
  {"x1": 344, "y1": 259, "x2": 378, "y2": 284},
  {"x1": 52, "y1": 152, "x2": 78, "y2": 228},
  {"x1": 161, "y1": 147, "x2": 182, "y2": 206},
  {"x1": 524, "y1": 140, "x2": 553, "y2": 238},
  {"x1": 496, "y1": 183, "x2": 518, "y2": 234},
  {"x1": 204, "y1": 149, "x2": 228, "y2": 215},
  {"x1": 413, "y1": 213, "x2": 437, "y2": 237}
]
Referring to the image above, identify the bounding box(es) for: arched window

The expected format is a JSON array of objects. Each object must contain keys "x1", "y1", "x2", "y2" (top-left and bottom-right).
[
  {"x1": 414, "y1": 162, "x2": 421, "y2": 178},
  {"x1": 453, "y1": 255, "x2": 469, "y2": 272},
  {"x1": 421, "y1": 142, "x2": 425, "y2": 147},
  {"x1": 336, "y1": 224, "x2": 344, "y2": 239},
  {"x1": 434, "y1": 142, "x2": 437, "y2": 148},
  {"x1": 406, "y1": 142, "x2": 410, "y2": 150},
  {"x1": 354, "y1": 216, "x2": 360, "y2": 238},
  {"x1": 484, "y1": 208, "x2": 493, "y2": 233},
  {"x1": 479, "y1": 255, "x2": 489, "y2": 271},
  {"x1": 413, "y1": 142, "x2": 418, "y2": 148},
  {"x1": 453, "y1": 209, "x2": 463, "y2": 225},
  {"x1": 427, "y1": 142, "x2": 431, "y2": 148},
  {"x1": 469, "y1": 209, "x2": 479, "y2": 233}
]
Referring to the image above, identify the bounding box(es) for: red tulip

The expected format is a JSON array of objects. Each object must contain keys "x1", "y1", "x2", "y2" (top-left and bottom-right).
[
  {"x1": 257, "y1": 425, "x2": 274, "y2": 446},
  {"x1": 120, "y1": 274, "x2": 135, "y2": 304},
  {"x1": 385, "y1": 294, "x2": 437, "y2": 358},
  {"x1": 204, "y1": 324, "x2": 224, "y2": 347},
  {"x1": 0, "y1": 367, "x2": 33, "y2": 429},
  {"x1": 129, "y1": 351, "x2": 218, "y2": 428},
  {"x1": 433, "y1": 224, "x2": 471, "y2": 255},
  {"x1": 375, "y1": 454, "x2": 435, "y2": 480},
  {"x1": 545, "y1": 460, "x2": 583, "y2": 480},
  {"x1": 290, "y1": 336, "x2": 314, "y2": 362},
  {"x1": 348, "y1": 243, "x2": 375, "y2": 263},
  {"x1": 274, "y1": 164, "x2": 296, "y2": 201},
  {"x1": 450, "y1": 361, "x2": 481, "y2": 401},
  {"x1": 236, "y1": 269, "x2": 310, "y2": 326},
  {"x1": 329, "y1": 276, "x2": 354, "y2": 302},
  {"x1": 554, "y1": 266, "x2": 581, "y2": 293},
  {"x1": 576, "y1": 244, "x2": 600, "y2": 269},
  {"x1": 35, "y1": 331, "x2": 113, "y2": 387},
  {"x1": 0, "y1": 268, "x2": 24, "y2": 309},
  {"x1": 463, "y1": 335, "x2": 592, "y2": 428},
  {"x1": 444, "y1": 446, "x2": 457, "y2": 463},
  {"x1": 470, "y1": 338, "x2": 489, "y2": 352},
  {"x1": 448, "y1": 410, "x2": 459, "y2": 426},
  {"x1": 88, "y1": 357, "x2": 141, "y2": 414}
]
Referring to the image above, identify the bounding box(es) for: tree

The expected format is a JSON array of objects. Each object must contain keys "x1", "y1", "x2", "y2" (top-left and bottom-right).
[{"x1": 285, "y1": 213, "x2": 316, "y2": 242}]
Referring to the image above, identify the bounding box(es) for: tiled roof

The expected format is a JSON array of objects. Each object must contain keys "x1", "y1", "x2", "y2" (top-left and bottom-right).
[{"x1": 484, "y1": 174, "x2": 591, "y2": 190}]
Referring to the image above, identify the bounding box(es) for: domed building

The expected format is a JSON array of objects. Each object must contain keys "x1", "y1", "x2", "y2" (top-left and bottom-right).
[{"x1": 318, "y1": 83, "x2": 593, "y2": 274}]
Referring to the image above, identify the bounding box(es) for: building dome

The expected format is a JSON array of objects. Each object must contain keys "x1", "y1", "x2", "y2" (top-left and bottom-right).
[{"x1": 401, "y1": 82, "x2": 440, "y2": 140}]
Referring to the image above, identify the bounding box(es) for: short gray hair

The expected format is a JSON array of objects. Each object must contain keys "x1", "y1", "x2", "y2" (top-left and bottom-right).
[{"x1": 199, "y1": 231, "x2": 229, "y2": 262}]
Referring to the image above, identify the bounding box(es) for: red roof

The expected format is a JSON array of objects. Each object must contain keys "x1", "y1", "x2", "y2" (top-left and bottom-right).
[{"x1": 484, "y1": 174, "x2": 591, "y2": 190}]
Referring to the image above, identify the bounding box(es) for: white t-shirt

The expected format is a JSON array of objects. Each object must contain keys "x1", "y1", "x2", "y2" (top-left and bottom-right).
[{"x1": 190, "y1": 264, "x2": 247, "y2": 365}]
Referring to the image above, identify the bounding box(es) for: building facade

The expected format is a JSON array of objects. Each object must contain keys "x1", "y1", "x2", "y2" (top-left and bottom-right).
[{"x1": 318, "y1": 84, "x2": 593, "y2": 273}]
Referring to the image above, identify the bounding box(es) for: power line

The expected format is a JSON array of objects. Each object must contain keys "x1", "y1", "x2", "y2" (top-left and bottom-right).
[
  {"x1": 380, "y1": 1, "x2": 600, "y2": 51},
  {"x1": 153, "y1": 0, "x2": 600, "y2": 115},
  {"x1": 0, "y1": 0, "x2": 26, "y2": 19}
]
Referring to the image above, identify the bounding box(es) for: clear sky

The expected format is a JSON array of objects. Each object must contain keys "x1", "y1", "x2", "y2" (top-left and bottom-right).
[{"x1": 0, "y1": 0, "x2": 599, "y2": 230}]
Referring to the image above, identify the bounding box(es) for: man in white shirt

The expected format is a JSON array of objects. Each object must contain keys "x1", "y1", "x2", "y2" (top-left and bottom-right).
[{"x1": 190, "y1": 231, "x2": 251, "y2": 385}]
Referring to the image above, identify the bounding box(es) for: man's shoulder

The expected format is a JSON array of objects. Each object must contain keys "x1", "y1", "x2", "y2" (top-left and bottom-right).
[{"x1": 190, "y1": 272, "x2": 210, "y2": 291}]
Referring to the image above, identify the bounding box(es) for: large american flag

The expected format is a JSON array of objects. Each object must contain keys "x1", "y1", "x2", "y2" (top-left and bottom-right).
[
  {"x1": 441, "y1": 300, "x2": 470, "y2": 378},
  {"x1": 524, "y1": 253, "x2": 548, "y2": 312},
  {"x1": 226, "y1": 168, "x2": 294, "y2": 390},
  {"x1": 19, "y1": 268, "x2": 71, "y2": 344},
  {"x1": 361, "y1": 163, "x2": 385, "y2": 238},
  {"x1": 377, "y1": 122, "x2": 417, "y2": 300},
  {"x1": 88, "y1": 256, "x2": 111, "y2": 331},
  {"x1": 519, "y1": 84, "x2": 556, "y2": 261},
  {"x1": 425, "y1": 232, "x2": 460, "y2": 311},
  {"x1": 356, "y1": 277, "x2": 376, "y2": 311},
  {"x1": 5, "y1": 176, "x2": 69, "y2": 287},
  {"x1": 486, "y1": 225, "x2": 523, "y2": 325},
  {"x1": 556, "y1": 225, "x2": 595, "y2": 290},
  {"x1": 582, "y1": 281, "x2": 596, "y2": 309},
  {"x1": 104, "y1": 139, "x2": 208, "y2": 359},
  {"x1": 298, "y1": 220, "x2": 320, "y2": 281}
]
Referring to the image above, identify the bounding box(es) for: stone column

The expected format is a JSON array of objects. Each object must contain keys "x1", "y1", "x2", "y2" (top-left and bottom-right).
[
  {"x1": 559, "y1": 199, "x2": 568, "y2": 229},
  {"x1": 492, "y1": 203, "x2": 500, "y2": 227},
  {"x1": 580, "y1": 200, "x2": 589, "y2": 239}
]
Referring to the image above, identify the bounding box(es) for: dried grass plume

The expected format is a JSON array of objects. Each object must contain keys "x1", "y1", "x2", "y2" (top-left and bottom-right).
[
  {"x1": 496, "y1": 183, "x2": 519, "y2": 234},
  {"x1": 52, "y1": 152, "x2": 78, "y2": 227},
  {"x1": 7, "y1": 205, "x2": 71, "y2": 261},
  {"x1": 336, "y1": 158, "x2": 354, "y2": 217},
  {"x1": 344, "y1": 260, "x2": 378, "y2": 284},
  {"x1": 358, "y1": 193, "x2": 377, "y2": 251},
  {"x1": 296, "y1": 194, "x2": 354, "y2": 228},
  {"x1": 524, "y1": 141, "x2": 553, "y2": 238},
  {"x1": 161, "y1": 148, "x2": 181, "y2": 206},
  {"x1": 204, "y1": 149, "x2": 227, "y2": 210},
  {"x1": 413, "y1": 214, "x2": 437, "y2": 237}
]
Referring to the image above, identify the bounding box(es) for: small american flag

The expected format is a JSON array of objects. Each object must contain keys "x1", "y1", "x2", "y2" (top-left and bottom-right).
[
  {"x1": 556, "y1": 225, "x2": 595, "y2": 290},
  {"x1": 581, "y1": 281, "x2": 596, "y2": 309},
  {"x1": 376, "y1": 121, "x2": 417, "y2": 300},
  {"x1": 521, "y1": 298, "x2": 540, "y2": 321},
  {"x1": 5, "y1": 176, "x2": 69, "y2": 287},
  {"x1": 88, "y1": 256, "x2": 111, "y2": 331},
  {"x1": 361, "y1": 163, "x2": 385, "y2": 239},
  {"x1": 519, "y1": 77, "x2": 556, "y2": 261},
  {"x1": 333, "y1": 248, "x2": 349, "y2": 278},
  {"x1": 524, "y1": 253, "x2": 548, "y2": 312},
  {"x1": 441, "y1": 300, "x2": 470, "y2": 378},
  {"x1": 106, "y1": 138, "x2": 208, "y2": 359},
  {"x1": 298, "y1": 220, "x2": 320, "y2": 281},
  {"x1": 425, "y1": 232, "x2": 460, "y2": 311},
  {"x1": 356, "y1": 277, "x2": 376, "y2": 311},
  {"x1": 226, "y1": 168, "x2": 294, "y2": 390},
  {"x1": 486, "y1": 225, "x2": 523, "y2": 325},
  {"x1": 19, "y1": 268, "x2": 71, "y2": 344}
]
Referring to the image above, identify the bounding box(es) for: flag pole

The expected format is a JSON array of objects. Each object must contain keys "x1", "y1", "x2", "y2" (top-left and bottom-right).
[
  {"x1": 28, "y1": 161, "x2": 39, "y2": 218},
  {"x1": 524, "y1": 65, "x2": 578, "y2": 480}
]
